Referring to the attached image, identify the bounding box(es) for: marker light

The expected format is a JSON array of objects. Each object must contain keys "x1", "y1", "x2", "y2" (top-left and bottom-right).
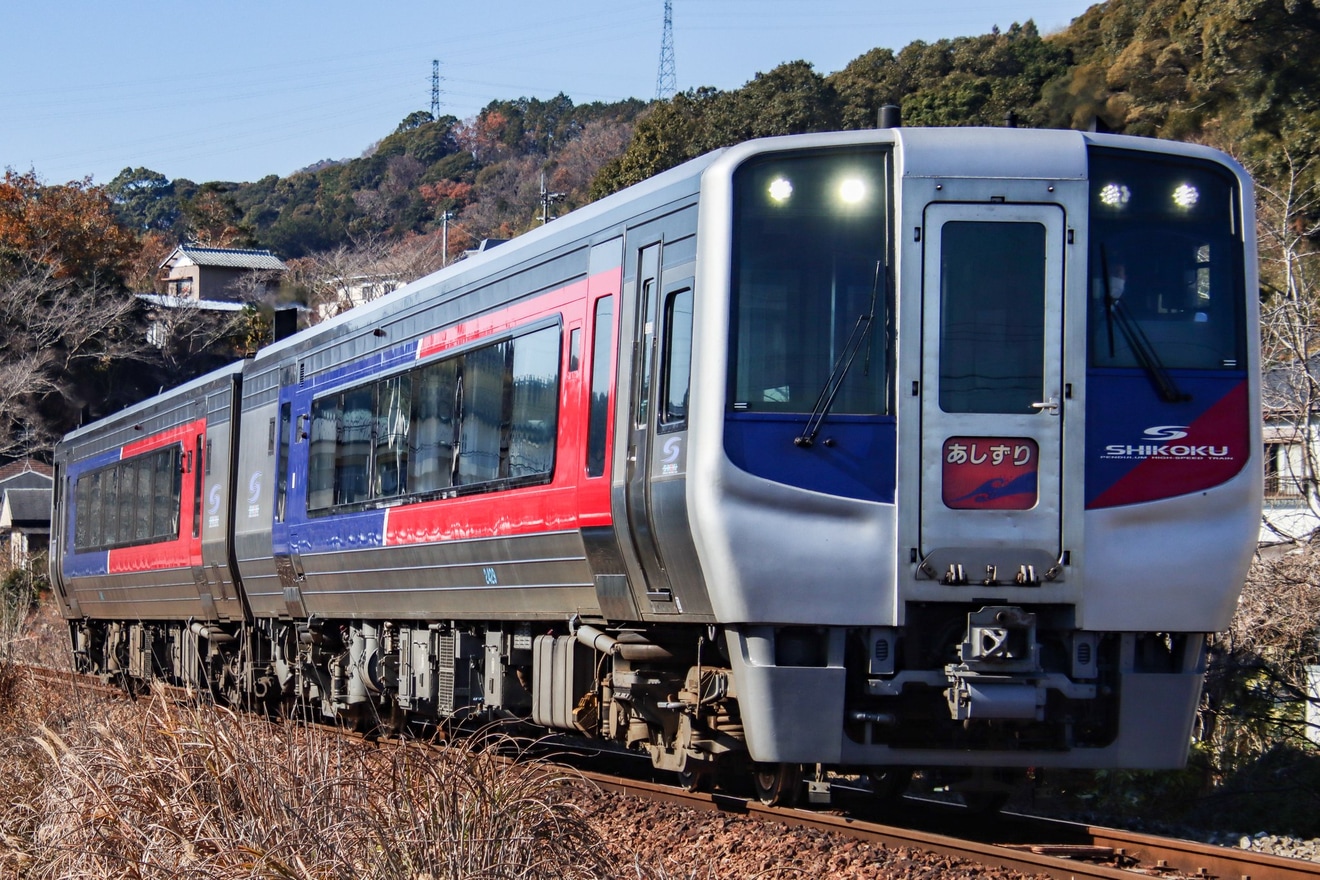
[
  {"x1": 1172, "y1": 183, "x2": 1199, "y2": 209},
  {"x1": 1099, "y1": 183, "x2": 1131, "y2": 207},
  {"x1": 838, "y1": 177, "x2": 867, "y2": 204},
  {"x1": 768, "y1": 177, "x2": 793, "y2": 202}
]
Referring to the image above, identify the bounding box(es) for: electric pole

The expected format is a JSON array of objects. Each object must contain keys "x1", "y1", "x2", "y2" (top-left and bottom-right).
[
  {"x1": 656, "y1": 0, "x2": 677, "y2": 101},
  {"x1": 431, "y1": 59, "x2": 442, "y2": 119}
]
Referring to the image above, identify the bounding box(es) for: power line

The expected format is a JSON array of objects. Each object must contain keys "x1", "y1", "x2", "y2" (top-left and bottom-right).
[{"x1": 655, "y1": 0, "x2": 677, "y2": 100}]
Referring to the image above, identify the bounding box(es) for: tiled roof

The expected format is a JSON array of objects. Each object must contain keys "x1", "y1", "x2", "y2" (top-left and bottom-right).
[
  {"x1": 0, "y1": 459, "x2": 52, "y2": 483},
  {"x1": 165, "y1": 245, "x2": 287, "y2": 271},
  {"x1": 3, "y1": 488, "x2": 50, "y2": 525}
]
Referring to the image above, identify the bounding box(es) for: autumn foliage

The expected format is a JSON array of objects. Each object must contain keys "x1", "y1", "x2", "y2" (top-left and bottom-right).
[{"x1": 0, "y1": 171, "x2": 136, "y2": 284}]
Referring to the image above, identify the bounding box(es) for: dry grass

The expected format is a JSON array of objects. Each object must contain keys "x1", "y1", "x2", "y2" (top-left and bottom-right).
[{"x1": 0, "y1": 675, "x2": 612, "y2": 880}]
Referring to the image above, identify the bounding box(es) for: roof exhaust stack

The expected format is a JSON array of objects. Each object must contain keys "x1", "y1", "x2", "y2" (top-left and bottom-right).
[{"x1": 878, "y1": 104, "x2": 901, "y2": 129}]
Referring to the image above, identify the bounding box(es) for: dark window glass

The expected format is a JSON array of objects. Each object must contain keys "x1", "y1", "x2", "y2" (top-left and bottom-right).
[
  {"x1": 409, "y1": 359, "x2": 458, "y2": 494},
  {"x1": 192, "y1": 437, "x2": 203, "y2": 538},
  {"x1": 457, "y1": 342, "x2": 510, "y2": 485},
  {"x1": 938, "y1": 221, "x2": 1047, "y2": 414},
  {"x1": 336, "y1": 387, "x2": 373, "y2": 505},
  {"x1": 134, "y1": 459, "x2": 152, "y2": 541},
  {"x1": 374, "y1": 375, "x2": 411, "y2": 497},
  {"x1": 276, "y1": 403, "x2": 291, "y2": 522},
  {"x1": 70, "y1": 447, "x2": 181, "y2": 552},
  {"x1": 661, "y1": 289, "x2": 693, "y2": 427},
  {"x1": 153, "y1": 448, "x2": 180, "y2": 540},
  {"x1": 305, "y1": 325, "x2": 562, "y2": 513},
  {"x1": 86, "y1": 473, "x2": 103, "y2": 548},
  {"x1": 119, "y1": 464, "x2": 138, "y2": 546},
  {"x1": 587, "y1": 296, "x2": 614, "y2": 477},
  {"x1": 509, "y1": 326, "x2": 560, "y2": 478},
  {"x1": 1088, "y1": 148, "x2": 1246, "y2": 370},
  {"x1": 103, "y1": 467, "x2": 120, "y2": 546},
  {"x1": 74, "y1": 474, "x2": 89, "y2": 549},
  {"x1": 308, "y1": 396, "x2": 339, "y2": 511},
  {"x1": 730, "y1": 148, "x2": 890, "y2": 414}
]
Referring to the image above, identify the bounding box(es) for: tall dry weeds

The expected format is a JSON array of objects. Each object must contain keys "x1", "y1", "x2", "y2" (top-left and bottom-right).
[{"x1": 15, "y1": 685, "x2": 611, "y2": 879}]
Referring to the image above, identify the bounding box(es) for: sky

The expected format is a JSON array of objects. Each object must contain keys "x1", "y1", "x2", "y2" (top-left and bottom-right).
[{"x1": 2, "y1": 0, "x2": 1099, "y2": 186}]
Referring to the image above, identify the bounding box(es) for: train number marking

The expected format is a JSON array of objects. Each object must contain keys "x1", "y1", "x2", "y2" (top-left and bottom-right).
[{"x1": 482, "y1": 567, "x2": 498, "y2": 586}]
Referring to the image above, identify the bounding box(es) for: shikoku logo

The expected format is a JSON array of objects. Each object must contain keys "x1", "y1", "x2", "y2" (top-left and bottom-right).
[{"x1": 1102, "y1": 425, "x2": 1232, "y2": 460}]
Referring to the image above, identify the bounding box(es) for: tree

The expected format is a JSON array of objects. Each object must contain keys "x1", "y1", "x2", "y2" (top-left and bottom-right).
[
  {"x1": 0, "y1": 259, "x2": 141, "y2": 456},
  {"x1": 0, "y1": 171, "x2": 137, "y2": 284},
  {"x1": 106, "y1": 167, "x2": 181, "y2": 233},
  {"x1": 1252, "y1": 141, "x2": 1320, "y2": 537},
  {"x1": 180, "y1": 183, "x2": 258, "y2": 248}
]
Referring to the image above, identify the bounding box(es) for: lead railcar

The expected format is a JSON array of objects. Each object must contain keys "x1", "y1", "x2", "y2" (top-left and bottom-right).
[{"x1": 51, "y1": 126, "x2": 1261, "y2": 805}]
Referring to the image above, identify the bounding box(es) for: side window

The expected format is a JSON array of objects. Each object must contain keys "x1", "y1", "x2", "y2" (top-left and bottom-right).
[
  {"x1": 337, "y1": 387, "x2": 374, "y2": 505},
  {"x1": 409, "y1": 359, "x2": 458, "y2": 494},
  {"x1": 587, "y1": 296, "x2": 615, "y2": 478},
  {"x1": 192, "y1": 437, "x2": 203, "y2": 538},
  {"x1": 135, "y1": 459, "x2": 153, "y2": 541},
  {"x1": 660, "y1": 288, "x2": 693, "y2": 429},
  {"x1": 457, "y1": 341, "x2": 511, "y2": 485},
  {"x1": 306, "y1": 324, "x2": 563, "y2": 513},
  {"x1": 308, "y1": 396, "x2": 340, "y2": 511},
  {"x1": 275, "y1": 402, "x2": 292, "y2": 522},
  {"x1": 635, "y1": 244, "x2": 660, "y2": 426},
  {"x1": 87, "y1": 472, "x2": 103, "y2": 548},
  {"x1": 374, "y1": 375, "x2": 411, "y2": 498},
  {"x1": 154, "y1": 448, "x2": 180, "y2": 539},
  {"x1": 72, "y1": 445, "x2": 182, "y2": 552}
]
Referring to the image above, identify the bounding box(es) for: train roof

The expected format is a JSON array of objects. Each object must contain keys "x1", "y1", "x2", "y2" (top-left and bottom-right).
[
  {"x1": 58, "y1": 359, "x2": 244, "y2": 447},
  {"x1": 249, "y1": 146, "x2": 731, "y2": 370}
]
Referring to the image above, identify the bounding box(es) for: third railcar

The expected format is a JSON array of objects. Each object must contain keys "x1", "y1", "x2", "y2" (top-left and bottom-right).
[{"x1": 50, "y1": 126, "x2": 1261, "y2": 804}]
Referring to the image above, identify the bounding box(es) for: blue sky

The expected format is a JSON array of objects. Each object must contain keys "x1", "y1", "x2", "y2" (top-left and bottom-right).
[{"x1": 2, "y1": 1, "x2": 1098, "y2": 186}]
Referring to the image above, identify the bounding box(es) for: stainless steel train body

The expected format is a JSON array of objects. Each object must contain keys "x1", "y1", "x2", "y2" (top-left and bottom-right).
[{"x1": 50, "y1": 127, "x2": 1261, "y2": 800}]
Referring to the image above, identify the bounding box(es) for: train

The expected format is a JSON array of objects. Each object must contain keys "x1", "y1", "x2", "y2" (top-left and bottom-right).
[{"x1": 49, "y1": 125, "x2": 1261, "y2": 807}]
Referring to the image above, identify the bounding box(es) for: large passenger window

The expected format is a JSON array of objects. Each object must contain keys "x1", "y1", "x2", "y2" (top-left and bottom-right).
[
  {"x1": 730, "y1": 147, "x2": 891, "y2": 414},
  {"x1": 72, "y1": 445, "x2": 182, "y2": 552},
  {"x1": 409, "y1": 359, "x2": 458, "y2": 493},
  {"x1": 1088, "y1": 148, "x2": 1246, "y2": 371},
  {"x1": 307, "y1": 324, "x2": 561, "y2": 513}
]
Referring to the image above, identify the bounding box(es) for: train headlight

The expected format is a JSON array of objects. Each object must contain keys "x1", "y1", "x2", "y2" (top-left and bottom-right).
[
  {"x1": 1099, "y1": 183, "x2": 1131, "y2": 207},
  {"x1": 838, "y1": 176, "x2": 867, "y2": 205},
  {"x1": 1172, "y1": 183, "x2": 1199, "y2": 209},
  {"x1": 767, "y1": 177, "x2": 793, "y2": 203}
]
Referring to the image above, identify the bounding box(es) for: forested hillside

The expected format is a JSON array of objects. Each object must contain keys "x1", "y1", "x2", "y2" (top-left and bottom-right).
[{"x1": 4, "y1": 0, "x2": 1320, "y2": 450}]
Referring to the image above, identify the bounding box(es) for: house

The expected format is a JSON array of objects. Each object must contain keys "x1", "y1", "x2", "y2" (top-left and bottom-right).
[
  {"x1": 158, "y1": 244, "x2": 287, "y2": 303},
  {"x1": 313, "y1": 273, "x2": 405, "y2": 321},
  {"x1": 1261, "y1": 354, "x2": 1320, "y2": 543},
  {"x1": 0, "y1": 460, "x2": 53, "y2": 570}
]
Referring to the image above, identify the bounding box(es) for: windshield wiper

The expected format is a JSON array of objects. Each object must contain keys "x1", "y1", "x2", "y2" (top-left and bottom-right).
[
  {"x1": 795, "y1": 261, "x2": 883, "y2": 448},
  {"x1": 1100, "y1": 248, "x2": 1187, "y2": 403}
]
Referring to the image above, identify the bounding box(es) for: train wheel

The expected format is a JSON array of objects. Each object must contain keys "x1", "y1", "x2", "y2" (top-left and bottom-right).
[
  {"x1": 868, "y1": 767, "x2": 913, "y2": 802},
  {"x1": 960, "y1": 790, "x2": 1010, "y2": 814},
  {"x1": 752, "y1": 762, "x2": 802, "y2": 807},
  {"x1": 677, "y1": 765, "x2": 711, "y2": 793}
]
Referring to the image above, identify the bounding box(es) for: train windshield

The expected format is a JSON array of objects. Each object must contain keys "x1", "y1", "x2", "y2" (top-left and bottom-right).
[
  {"x1": 729, "y1": 147, "x2": 891, "y2": 414},
  {"x1": 1088, "y1": 148, "x2": 1246, "y2": 372}
]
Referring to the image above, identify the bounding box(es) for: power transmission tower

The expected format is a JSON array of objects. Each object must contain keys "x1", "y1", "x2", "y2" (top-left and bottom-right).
[
  {"x1": 655, "y1": 0, "x2": 677, "y2": 100},
  {"x1": 431, "y1": 59, "x2": 442, "y2": 118}
]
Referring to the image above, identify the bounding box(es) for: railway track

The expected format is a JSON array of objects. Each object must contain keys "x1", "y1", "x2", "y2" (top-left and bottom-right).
[
  {"x1": 578, "y1": 770, "x2": 1320, "y2": 880},
  {"x1": 23, "y1": 664, "x2": 1319, "y2": 879}
]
